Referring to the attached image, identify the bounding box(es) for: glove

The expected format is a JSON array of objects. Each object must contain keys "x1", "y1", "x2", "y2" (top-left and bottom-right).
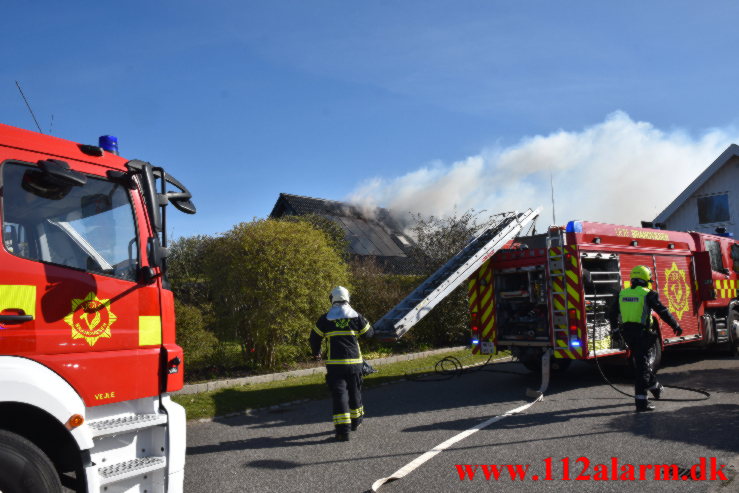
[{"x1": 673, "y1": 326, "x2": 683, "y2": 336}]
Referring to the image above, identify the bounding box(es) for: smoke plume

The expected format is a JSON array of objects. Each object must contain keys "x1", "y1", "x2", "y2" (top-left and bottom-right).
[{"x1": 348, "y1": 111, "x2": 737, "y2": 228}]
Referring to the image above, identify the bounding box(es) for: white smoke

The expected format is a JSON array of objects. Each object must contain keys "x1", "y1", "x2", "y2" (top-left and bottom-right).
[{"x1": 348, "y1": 111, "x2": 737, "y2": 228}]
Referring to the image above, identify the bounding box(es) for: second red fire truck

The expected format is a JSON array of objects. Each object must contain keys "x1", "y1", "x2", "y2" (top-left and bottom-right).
[{"x1": 468, "y1": 220, "x2": 739, "y2": 371}]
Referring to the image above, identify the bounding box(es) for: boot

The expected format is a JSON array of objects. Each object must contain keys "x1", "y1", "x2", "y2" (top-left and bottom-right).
[
  {"x1": 635, "y1": 398, "x2": 655, "y2": 412},
  {"x1": 351, "y1": 418, "x2": 362, "y2": 431},
  {"x1": 335, "y1": 432, "x2": 350, "y2": 442},
  {"x1": 649, "y1": 383, "x2": 664, "y2": 400}
]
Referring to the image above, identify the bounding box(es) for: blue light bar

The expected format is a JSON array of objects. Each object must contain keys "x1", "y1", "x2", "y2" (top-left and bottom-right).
[
  {"x1": 571, "y1": 340, "x2": 581, "y2": 347},
  {"x1": 99, "y1": 135, "x2": 119, "y2": 155},
  {"x1": 471, "y1": 339, "x2": 480, "y2": 344},
  {"x1": 566, "y1": 220, "x2": 583, "y2": 233}
]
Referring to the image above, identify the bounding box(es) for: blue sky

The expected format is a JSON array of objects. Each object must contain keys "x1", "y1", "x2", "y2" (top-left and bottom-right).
[{"x1": 4, "y1": 1, "x2": 739, "y2": 238}]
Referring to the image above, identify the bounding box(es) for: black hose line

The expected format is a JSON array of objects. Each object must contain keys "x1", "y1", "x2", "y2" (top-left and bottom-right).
[
  {"x1": 402, "y1": 279, "x2": 711, "y2": 403},
  {"x1": 406, "y1": 354, "x2": 528, "y2": 382},
  {"x1": 590, "y1": 282, "x2": 710, "y2": 402}
]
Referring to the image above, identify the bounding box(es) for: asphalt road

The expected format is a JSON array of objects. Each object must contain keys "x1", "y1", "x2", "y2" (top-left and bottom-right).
[{"x1": 185, "y1": 348, "x2": 739, "y2": 492}]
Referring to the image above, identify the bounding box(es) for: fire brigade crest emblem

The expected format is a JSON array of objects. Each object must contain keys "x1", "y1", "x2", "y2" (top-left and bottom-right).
[
  {"x1": 663, "y1": 263, "x2": 689, "y2": 320},
  {"x1": 64, "y1": 292, "x2": 117, "y2": 346}
]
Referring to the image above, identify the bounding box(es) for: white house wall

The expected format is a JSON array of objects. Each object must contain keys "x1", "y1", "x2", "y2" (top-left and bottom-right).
[{"x1": 662, "y1": 156, "x2": 739, "y2": 236}]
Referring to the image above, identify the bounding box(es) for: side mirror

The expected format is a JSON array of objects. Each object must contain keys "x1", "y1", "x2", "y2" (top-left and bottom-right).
[
  {"x1": 147, "y1": 236, "x2": 169, "y2": 268},
  {"x1": 163, "y1": 173, "x2": 197, "y2": 215}
]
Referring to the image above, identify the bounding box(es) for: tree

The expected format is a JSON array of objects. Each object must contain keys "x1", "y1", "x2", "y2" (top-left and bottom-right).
[
  {"x1": 205, "y1": 219, "x2": 350, "y2": 369},
  {"x1": 174, "y1": 301, "x2": 217, "y2": 371},
  {"x1": 402, "y1": 210, "x2": 495, "y2": 347},
  {"x1": 167, "y1": 235, "x2": 215, "y2": 307}
]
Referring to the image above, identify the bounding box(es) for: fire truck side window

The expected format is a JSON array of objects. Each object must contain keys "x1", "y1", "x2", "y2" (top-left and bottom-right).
[
  {"x1": 705, "y1": 240, "x2": 725, "y2": 272},
  {"x1": 731, "y1": 244, "x2": 739, "y2": 273},
  {"x1": 1, "y1": 161, "x2": 139, "y2": 281}
]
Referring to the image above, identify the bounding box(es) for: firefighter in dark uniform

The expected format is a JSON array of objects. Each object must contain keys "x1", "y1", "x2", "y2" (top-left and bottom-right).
[
  {"x1": 608, "y1": 265, "x2": 683, "y2": 412},
  {"x1": 310, "y1": 286, "x2": 374, "y2": 441}
]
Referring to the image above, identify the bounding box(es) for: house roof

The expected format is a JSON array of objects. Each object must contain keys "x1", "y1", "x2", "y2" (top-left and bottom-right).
[
  {"x1": 270, "y1": 193, "x2": 419, "y2": 273},
  {"x1": 654, "y1": 144, "x2": 739, "y2": 223}
]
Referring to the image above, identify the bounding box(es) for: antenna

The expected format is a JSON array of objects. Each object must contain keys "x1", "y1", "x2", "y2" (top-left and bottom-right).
[
  {"x1": 549, "y1": 166, "x2": 556, "y2": 225},
  {"x1": 15, "y1": 81, "x2": 43, "y2": 134}
]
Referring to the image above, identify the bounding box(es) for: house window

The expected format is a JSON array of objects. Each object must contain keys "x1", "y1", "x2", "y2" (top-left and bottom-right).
[{"x1": 697, "y1": 193, "x2": 730, "y2": 224}]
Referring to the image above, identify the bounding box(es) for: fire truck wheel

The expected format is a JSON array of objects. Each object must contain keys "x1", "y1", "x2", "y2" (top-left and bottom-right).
[
  {"x1": 647, "y1": 338, "x2": 662, "y2": 370},
  {"x1": 628, "y1": 337, "x2": 662, "y2": 374},
  {"x1": 0, "y1": 430, "x2": 62, "y2": 493},
  {"x1": 727, "y1": 309, "x2": 739, "y2": 357}
]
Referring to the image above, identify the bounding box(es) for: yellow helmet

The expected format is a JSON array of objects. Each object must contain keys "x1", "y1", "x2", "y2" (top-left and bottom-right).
[{"x1": 631, "y1": 265, "x2": 652, "y2": 282}]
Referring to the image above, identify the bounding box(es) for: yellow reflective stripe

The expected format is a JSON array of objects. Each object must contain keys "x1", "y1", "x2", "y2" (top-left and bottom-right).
[
  {"x1": 553, "y1": 298, "x2": 565, "y2": 311},
  {"x1": 139, "y1": 316, "x2": 162, "y2": 346},
  {"x1": 313, "y1": 326, "x2": 325, "y2": 337},
  {"x1": 326, "y1": 358, "x2": 363, "y2": 364},
  {"x1": 0, "y1": 285, "x2": 36, "y2": 318},
  {"x1": 480, "y1": 288, "x2": 492, "y2": 310},
  {"x1": 325, "y1": 330, "x2": 357, "y2": 337},
  {"x1": 357, "y1": 323, "x2": 371, "y2": 335},
  {"x1": 350, "y1": 407, "x2": 364, "y2": 418}
]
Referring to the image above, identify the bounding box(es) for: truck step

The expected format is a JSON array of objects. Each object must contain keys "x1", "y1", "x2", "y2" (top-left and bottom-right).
[
  {"x1": 89, "y1": 413, "x2": 167, "y2": 438},
  {"x1": 590, "y1": 348, "x2": 624, "y2": 357},
  {"x1": 99, "y1": 456, "x2": 166, "y2": 485}
]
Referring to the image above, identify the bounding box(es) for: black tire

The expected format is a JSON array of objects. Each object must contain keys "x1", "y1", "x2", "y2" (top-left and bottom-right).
[
  {"x1": 0, "y1": 430, "x2": 62, "y2": 493},
  {"x1": 628, "y1": 335, "x2": 662, "y2": 375},
  {"x1": 726, "y1": 308, "x2": 739, "y2": 357},
  {"x1": 646, "y1": 336, "x2": 662, "y2": 370}
]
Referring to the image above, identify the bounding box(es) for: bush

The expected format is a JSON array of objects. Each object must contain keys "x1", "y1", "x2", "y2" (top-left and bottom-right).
[
  {"x1": 205, "y1": 219, "x2": 350, "y2": 370},
  {"x1": 175, "y1": 301, "x2": 218, "y2": 371}
]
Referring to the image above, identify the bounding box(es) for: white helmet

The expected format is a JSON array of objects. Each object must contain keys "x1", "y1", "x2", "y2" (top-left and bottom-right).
[{"x1": 330, "y1": 286, "x2": 350, "y2": 303}]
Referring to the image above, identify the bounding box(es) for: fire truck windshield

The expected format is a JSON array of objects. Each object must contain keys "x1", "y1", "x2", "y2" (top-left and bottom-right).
[{"x1": 2, "y1": 161, "x2": 139, "y2": 280}]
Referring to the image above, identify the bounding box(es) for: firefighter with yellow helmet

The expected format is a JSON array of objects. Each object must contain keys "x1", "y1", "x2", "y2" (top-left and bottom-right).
[
  {"x1": 310, "y1": 286, "x2": 374, "y2": 441},
  {"x1": 608, "y1": 265, "x2": 683, "y2": 412}
]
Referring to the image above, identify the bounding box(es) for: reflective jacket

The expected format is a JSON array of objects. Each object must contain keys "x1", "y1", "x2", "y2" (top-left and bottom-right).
[
  {"x1": 608, "y1": 283, "x2": 679, "y2": 331},
  {"x1": 311, "y1": 304, "x2": 373, "y2": 365}
]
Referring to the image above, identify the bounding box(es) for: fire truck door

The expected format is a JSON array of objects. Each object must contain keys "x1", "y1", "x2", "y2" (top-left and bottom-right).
[
  {"x1": 0, "y1": 158, "x2": 163, "y2": 406},
  {"x1": 654, "y1": 255, "x2": 698, "y2": 337}
]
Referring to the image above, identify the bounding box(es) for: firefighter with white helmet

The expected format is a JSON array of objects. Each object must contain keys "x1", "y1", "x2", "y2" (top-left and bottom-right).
[
  {"x1": 310, "y1": 286, "x2": 374, "y2": 441},
  {"x1": 608, "y1": 265, "x2": 683, "y2": 412}
]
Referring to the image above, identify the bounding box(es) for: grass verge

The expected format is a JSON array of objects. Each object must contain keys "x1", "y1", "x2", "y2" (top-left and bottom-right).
[{"x1": 174, "y1": 349, "x2": 508, "y2": 420}]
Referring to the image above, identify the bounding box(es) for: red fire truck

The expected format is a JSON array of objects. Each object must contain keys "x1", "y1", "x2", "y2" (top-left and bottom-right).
[
  {"x1": 0, "y1": 123, "x2": 195, "y2": 492},
  {"x1": 468, "y1": 220, "x2": 739, "y2": 372}
]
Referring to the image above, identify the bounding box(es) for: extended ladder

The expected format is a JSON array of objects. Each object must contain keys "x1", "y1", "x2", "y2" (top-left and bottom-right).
[{"x1": 373, "y1": 207, "x2": 541, "y2": 341}]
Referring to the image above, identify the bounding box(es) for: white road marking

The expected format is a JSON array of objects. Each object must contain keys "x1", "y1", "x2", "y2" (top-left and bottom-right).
[{"x1": 370, "y1": 395, "x2": 543, "y2": 491}]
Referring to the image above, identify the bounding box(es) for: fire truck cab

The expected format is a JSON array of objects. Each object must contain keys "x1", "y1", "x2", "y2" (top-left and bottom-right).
[
  {"x1": 0, "y1": 124, "x2": 194, "y2": 492},
  {"x1": 468, "y1": 220, "x2": 739, "y2": 371}
]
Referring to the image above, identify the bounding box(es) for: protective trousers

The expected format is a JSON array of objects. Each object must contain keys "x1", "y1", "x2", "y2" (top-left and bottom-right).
[
  {"x1": 622, "y1": 325, "x2": 659, "y2": 400},
  {"x1": 326, "y1": 365, "x2": 364, "y2": 434}
]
